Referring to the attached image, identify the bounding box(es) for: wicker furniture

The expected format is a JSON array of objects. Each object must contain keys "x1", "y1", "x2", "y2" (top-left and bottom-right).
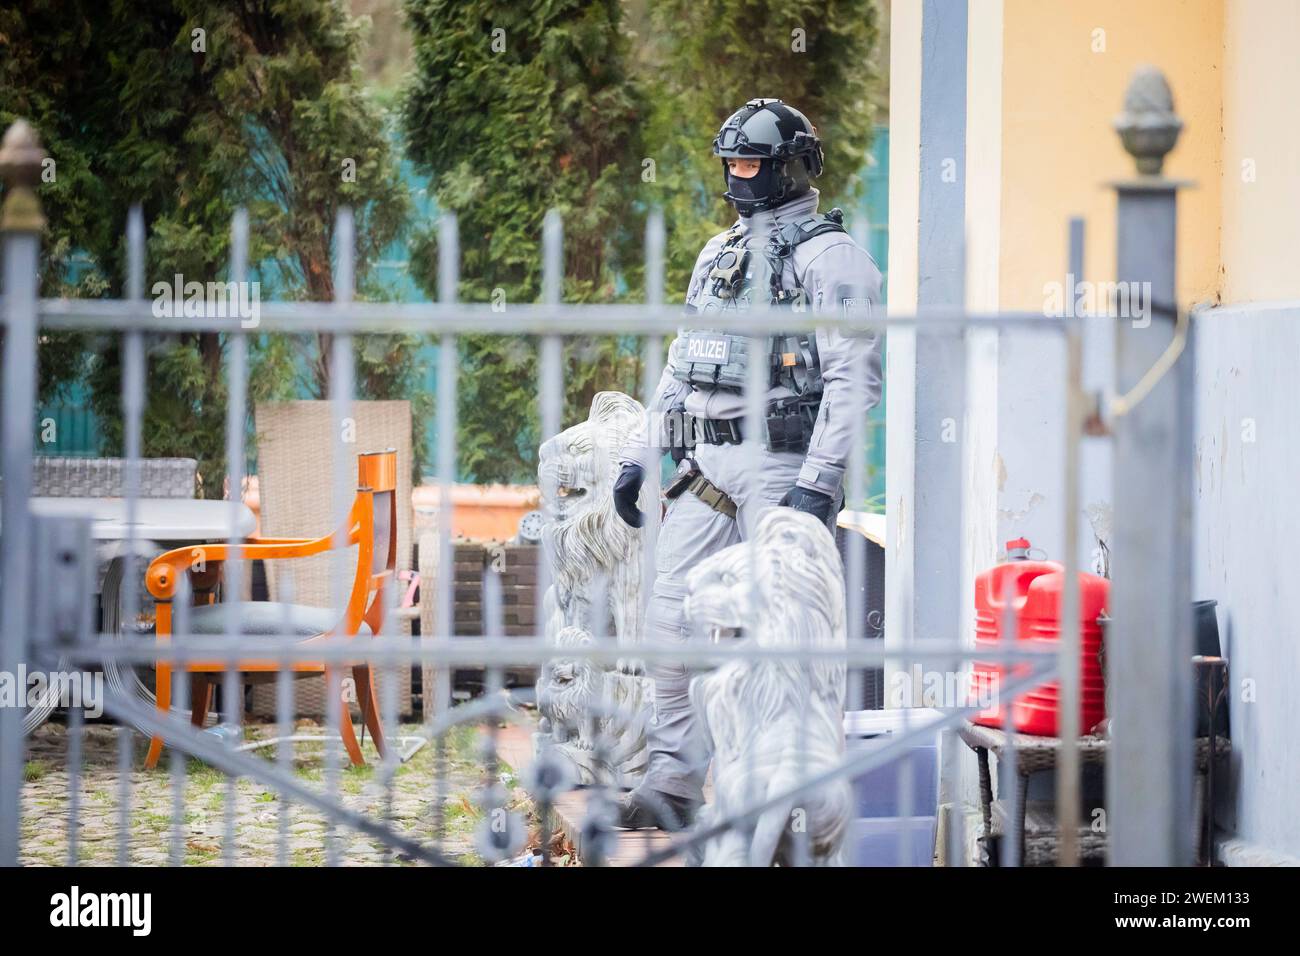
[
  {"x1": 142, "y1": 450, "x2": 400, "y2": 769},
  {"x1": 250, "y1": 401, "x2": 414, "y2": 718},
  {"x1": 959, "y1": 722, "x2": 1231, "y2": 865},
  {"x1": 32, "y1": 456, "x2": 198, "y2": 498}
]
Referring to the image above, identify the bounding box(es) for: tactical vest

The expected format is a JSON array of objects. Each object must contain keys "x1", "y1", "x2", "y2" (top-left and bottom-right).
[{"x1": 674, "y1": 209, "x2": 848, "y2": 400}]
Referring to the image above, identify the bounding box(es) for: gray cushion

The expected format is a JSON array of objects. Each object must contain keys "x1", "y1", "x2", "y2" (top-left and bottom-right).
[{"x1": 185, "y1": 602, "x2": 369, "y2": 638}]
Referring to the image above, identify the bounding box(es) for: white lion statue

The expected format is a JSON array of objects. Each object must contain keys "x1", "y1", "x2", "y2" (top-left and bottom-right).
[
  {"x1": 685, "y1": 508, "x2": 852, "y2": 866},
  {"x1": 534, "y1": 392, "x2": 655, "y2": 787},
  {"x1": 534, "y1": 626, "x2": 653, "y2": 787},
  {"x1": 536, "y1": 391, "x2": 649, "y2": 645}
]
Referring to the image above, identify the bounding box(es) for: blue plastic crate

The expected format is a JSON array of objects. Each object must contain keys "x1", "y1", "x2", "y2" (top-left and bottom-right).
[{"x1": 844, "y1": 708, "x2": 943, "y2": 819}]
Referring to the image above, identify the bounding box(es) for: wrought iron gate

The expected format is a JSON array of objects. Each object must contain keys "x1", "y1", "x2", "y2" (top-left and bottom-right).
[{"x1": 0, "y1": 67, "x2": 1198, "y2": 868}]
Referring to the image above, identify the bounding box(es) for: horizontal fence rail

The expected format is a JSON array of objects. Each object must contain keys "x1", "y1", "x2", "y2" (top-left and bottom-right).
[{"x1": 35, "y1": 298, "x2": 1079, "y2": 333}]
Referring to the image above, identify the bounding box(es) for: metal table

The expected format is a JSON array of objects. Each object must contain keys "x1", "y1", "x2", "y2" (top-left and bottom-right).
[
  {"x1": 25, "y1": 496, "x2": 255, "y2": 541},
  {"x1": 16, "y1": 497, "x2": 256, "y2": 734}
]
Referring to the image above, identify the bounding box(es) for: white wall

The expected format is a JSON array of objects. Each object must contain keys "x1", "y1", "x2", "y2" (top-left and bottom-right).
[{"x1": 1194, "y1": 303, "x2": 1300, "y2": 863}]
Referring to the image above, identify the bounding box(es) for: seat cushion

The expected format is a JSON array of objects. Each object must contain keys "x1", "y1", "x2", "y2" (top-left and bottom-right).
[{"x1": 185, "y1": 602, "x2": 369, "y2": 638}]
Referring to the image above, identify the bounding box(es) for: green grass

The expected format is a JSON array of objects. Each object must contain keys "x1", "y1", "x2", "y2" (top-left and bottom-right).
[
  {"x1": 136, "y1": 811, "x2": 172, "y2": 833},
  {"x1": 23, "y1": 760, "x2": 48, "y2": 782},
  {"x1": 186, "y1": 759, "x2": 226, "y2": 788}
]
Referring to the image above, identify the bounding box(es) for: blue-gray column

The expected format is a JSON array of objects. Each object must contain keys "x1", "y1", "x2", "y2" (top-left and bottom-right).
[
  {"x1": 913, "y1": 0, "x2": 968, "y2": 644},
  {"x1": 911, "y1": 0, "x2": 969, "y2": 867}
]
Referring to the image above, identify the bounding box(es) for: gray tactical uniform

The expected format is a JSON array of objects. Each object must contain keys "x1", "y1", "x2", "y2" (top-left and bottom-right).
[{"x1": 621, "y1": 188, "x2": 883, "y2": 803}]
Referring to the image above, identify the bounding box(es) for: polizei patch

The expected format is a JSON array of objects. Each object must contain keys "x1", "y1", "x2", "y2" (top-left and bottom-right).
[
  {"x1": 684, "y1": 333, "x2": 732, "y2": 365},
  {"x1": 840, "y1": 296, "x2": 873, "y2": 321}
]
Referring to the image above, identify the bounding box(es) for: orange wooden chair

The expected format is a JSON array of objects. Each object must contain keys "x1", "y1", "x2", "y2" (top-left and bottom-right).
[{"x1": 142, "y1": 450, "x2": 399, "y2": 769}]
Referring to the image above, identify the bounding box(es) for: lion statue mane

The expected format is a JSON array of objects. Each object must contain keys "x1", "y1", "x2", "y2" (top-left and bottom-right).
[
  {"x1": 533, "y1": 392, "x2": 655, "y2": 788},
  {"x1": 685, "y1": 507, "x2": 851, "y2": 866}
]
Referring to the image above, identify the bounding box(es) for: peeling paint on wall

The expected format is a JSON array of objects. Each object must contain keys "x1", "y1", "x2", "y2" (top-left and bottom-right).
[{"x1": 998, "y1": 491, "x2": 1045, "y2": 524}]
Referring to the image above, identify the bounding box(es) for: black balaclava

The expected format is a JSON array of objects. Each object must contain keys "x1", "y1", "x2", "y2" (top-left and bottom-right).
[{"x1": 724, "y1": 157, "x2": 813, "y2": 218}]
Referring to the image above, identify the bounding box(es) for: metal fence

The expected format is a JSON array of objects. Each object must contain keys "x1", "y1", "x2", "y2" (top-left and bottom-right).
[{"x1": 0, "y1": 68, "x2": 1197, "y2": 868}]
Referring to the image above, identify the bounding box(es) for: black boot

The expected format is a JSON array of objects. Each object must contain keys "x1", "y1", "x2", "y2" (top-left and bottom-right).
[{"x1": 615, "y1": 788, "x2": 699, "y2": 832}]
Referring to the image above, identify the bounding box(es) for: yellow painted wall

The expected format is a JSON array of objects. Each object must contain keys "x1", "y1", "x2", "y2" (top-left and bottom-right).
[
  {"x1": 1221, "y1": 0, "x2": 1300, "y2": 303},
  {"x1": 996, "y1": 0, "x2": 1224, "y2": 311}
]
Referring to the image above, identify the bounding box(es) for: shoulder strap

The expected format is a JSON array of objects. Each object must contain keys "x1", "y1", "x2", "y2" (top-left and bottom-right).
[
  {"x1": 767, "y1": 207, "x2": 849, "y2": 303},
  {"x1": 777, "y1": 207, "x2": 848, "y2": 250}
]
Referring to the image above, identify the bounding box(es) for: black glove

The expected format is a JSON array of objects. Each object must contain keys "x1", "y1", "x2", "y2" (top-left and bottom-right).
[
  {"x1": 779, "y1": 484, "x2": 835, "y2": 525},
  {"x1": 613, "y1": 462, "x2": 646, "y2": 528}
]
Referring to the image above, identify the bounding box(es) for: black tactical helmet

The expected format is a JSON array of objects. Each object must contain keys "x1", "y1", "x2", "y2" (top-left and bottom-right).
[{"x1": 712, "y1": 98, "x2": 825, "y2": 216}]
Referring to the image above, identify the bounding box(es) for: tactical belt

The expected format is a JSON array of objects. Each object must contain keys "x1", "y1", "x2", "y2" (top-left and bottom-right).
[
  {"x1": 695, "y1": 416, "x2": 744, "y2": 445},
  {"x1": 687, "y1": 399, "x2": 819, "y2": 454},
  {"x1": 685, "y1": 473, "x2": 738, "y2": 519}
]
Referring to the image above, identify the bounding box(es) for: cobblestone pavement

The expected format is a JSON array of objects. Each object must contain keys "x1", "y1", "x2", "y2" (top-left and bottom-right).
[{"x1": 19, "y1": 718, "x2": 540, "y2": 867}]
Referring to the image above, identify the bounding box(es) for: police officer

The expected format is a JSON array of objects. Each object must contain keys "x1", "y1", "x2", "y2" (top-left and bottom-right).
[{"x1": 611, "y1": 98, "x2": 883, "y2": 830}]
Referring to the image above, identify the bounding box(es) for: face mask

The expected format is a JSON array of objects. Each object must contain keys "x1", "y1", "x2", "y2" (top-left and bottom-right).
[{"x1": 725, "y1": 159, "x2": 785, "y2": 217}]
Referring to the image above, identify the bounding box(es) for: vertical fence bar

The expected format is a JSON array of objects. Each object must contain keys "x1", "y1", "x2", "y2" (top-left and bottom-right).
[
  {"x1": 998, "y1": 571, "x2": 1020, "y2": 867},
  {"x1": 639, "y1": 208, "x2": 666, "y2": 712},
  {"x1": 120, "y1": 204, "x2": 145, "y2": 690},
  {"x1": 537, "y1": 209, "x2": 564, "y2": 656},
  {"x1": 742, "y1": 262, "x2": 768, "y2": 865},
  {"x1": 481, "y1": 565, "x2": 504, "y2": 859},
  {"x1": 433, "y1": 212, "x2": 459, "y2": 846},
  {"x1": 325, "y1": 206, "x2": 357, "y2": 867},
  {"x1": 116, "y1": 725, "x2": 133, "y2": 865},
  {"x1": 276, "y1": 574, "x2": 297, "y2": 869},
  {"x1": 0, "y1": 120, "x2": 45, "y2": 866},
  {"x1": 433, "y1": 213, "x2": 459, "y2": 719},
  {"x1": 926, "y1": 216, "x2": 970, "y2": 868},
  {"x1": 1107, "y1": 68, "x2": 1193, "y2": 865},
  {"x1": 169, "y1": 578, "x2": 193, "y2": 866},
  {"x1": 378, "y1": 572, "x2": 400, "y2": 865},
  {"x1": 540, "y1": 209, "x2": 564, "y2": 442},
  {"x1": 222, "y1": 207, "x2": 251, "y2": 866},
  {"x1": 845, "y1": 217, "x2": 871, "y2": 717},
  {"x1": 536, "y1": 209, "x2": 564, "y2": 861},
  {"x1": 1055, "y1": 219, "x2": 1086, "y2": 866},
  {"x1": 66, "y1": 704, "x2": 83, "y2": 866},
  {"x1": 635, "y1": 209, "x2": 667, "y2": 861},
  {"x1": 117, "y1": 205, "x2": 147, "y2": 868}
]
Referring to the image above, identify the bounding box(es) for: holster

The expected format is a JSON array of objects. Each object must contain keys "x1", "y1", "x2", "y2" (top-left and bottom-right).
[{"x1": 664, "y1": 458, "x2": 738, "y2": 519}]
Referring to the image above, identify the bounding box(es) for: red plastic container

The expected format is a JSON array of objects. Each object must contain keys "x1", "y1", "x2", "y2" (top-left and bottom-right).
[{"x1": 972, "y1": 539, "x2": 1109, "y2": 736}]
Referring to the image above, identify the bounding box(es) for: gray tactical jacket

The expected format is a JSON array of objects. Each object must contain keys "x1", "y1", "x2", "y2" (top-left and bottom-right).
[{"x1": 622, "y1": 189, "x2": 883, "y2": 498}]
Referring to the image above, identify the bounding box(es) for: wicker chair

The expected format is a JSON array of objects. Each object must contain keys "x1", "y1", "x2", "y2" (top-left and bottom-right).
[{"x1": 142, "y1": 450, "x2": 399, "y2": 769}]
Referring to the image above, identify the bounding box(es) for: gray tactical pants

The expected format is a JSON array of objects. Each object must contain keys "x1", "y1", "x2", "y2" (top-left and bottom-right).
[{"x1": 640, "y1": 440, "x2": 836, "y2": 803}]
